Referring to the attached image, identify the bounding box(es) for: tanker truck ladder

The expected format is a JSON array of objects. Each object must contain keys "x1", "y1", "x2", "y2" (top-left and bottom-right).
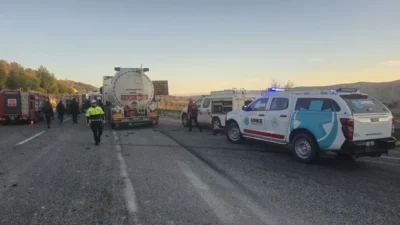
[{"x1": 134, "y1": 71, "x2": 145, "y2": 115}]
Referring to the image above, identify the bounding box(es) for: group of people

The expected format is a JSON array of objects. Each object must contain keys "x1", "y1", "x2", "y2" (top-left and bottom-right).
[
  {"x1": 42, "y1": 98, "x2": 80, "y2": 128},
  {"x1": 41, "y1": 97, "x2": 201, "y2": 145},
  {"x1": 41, "y1": 98, "x2": 105, "y2": 146}
]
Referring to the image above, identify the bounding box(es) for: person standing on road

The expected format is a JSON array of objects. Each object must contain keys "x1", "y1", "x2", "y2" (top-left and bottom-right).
[
  {"x1": 70, "y1": 98, "x2": 79, "y2": 124},
  {"x1": 86, "y1": 99, "x2": 105, "y2": 145},
  {"x1": 42, "y1": 98, "x2": 54, "y2": 129},
  {"x1": 98, "y1": 100, "x2": 105, "y2": 111},
  {"x1": 187, "y1": 98, "x2": 202, "y2": 132},
  {"x1": 56, "y1": 100, "x2": 65, "y2": 123}
]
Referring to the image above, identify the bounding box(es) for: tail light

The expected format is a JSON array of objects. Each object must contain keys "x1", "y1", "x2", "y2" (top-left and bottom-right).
[
  {"x1": 392, "y1": 117, "x2": 396, "y2": 134},
  {"x1": 340, "y1": 118, "x2": 354, "y2": 140}
]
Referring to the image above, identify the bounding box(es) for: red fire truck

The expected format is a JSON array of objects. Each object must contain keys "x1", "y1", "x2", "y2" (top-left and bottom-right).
[{"x1": 0, "y1": 89, "x2": 47, "y2": 124}]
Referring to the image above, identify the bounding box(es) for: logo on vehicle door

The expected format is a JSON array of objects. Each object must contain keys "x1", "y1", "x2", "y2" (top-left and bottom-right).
[
  {"x1": 244, "y1": 117, "x2": 249, "y2": 125},
  {"x1": 251, "y1": 118, "x2": 263, "y2": 124}
]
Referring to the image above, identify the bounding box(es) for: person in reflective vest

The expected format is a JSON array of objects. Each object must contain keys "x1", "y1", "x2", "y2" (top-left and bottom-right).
[
  {"x1": 86, "y1": 99, "x2": 105, "y2": 145},
  {"x1": 187, "y1": 98, "x2": 202, "y2": 132}
]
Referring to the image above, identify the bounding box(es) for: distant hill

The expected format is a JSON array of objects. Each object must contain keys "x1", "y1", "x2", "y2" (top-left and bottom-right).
[
  {"x1": 157, "y1": 80, "x2": 400, "y2": 110},
  {"x1": 59, "y1": 80, "x2": 99, "y2": 94},
  {"x1": 295, "y1": 80, "x2": 400, "y2": 102}
]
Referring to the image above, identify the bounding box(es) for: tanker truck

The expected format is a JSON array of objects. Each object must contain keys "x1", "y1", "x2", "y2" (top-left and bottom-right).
[{"x1": 101, "y1": 67, "x2": 158, "y2": 129}]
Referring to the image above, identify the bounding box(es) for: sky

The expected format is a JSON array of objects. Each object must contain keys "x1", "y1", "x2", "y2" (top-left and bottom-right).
[{"x1": 1, "y1": 0, "x2": 399, "y2": 95}]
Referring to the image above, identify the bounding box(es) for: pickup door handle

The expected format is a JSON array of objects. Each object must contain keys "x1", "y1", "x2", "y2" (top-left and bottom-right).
[
  {"x1": 258, "y1": 114, "x2": 265, "y2": 117},
  {"x1": 280, "y1": 115, "x2": 287, "y2": 118}
]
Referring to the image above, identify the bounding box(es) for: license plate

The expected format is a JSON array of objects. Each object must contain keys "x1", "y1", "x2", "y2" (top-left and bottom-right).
[{"x1": 10, "y1": 116, "x2": 14, "y2": 120}]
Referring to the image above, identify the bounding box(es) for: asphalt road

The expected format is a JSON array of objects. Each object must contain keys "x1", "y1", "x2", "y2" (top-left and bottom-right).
[{"x1": 0, "y1": 116, "x2": 399, "y2": 225}]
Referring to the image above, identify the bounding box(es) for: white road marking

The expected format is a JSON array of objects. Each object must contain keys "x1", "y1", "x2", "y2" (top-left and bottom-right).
[
  {"x1": 62, "y1": 118, "x2": 71, "y2": 123},
  {"x1": 15, "y1": 131, "x2": 46, "y2": 146},
  {"x1": 381, "y1": 156, "x2": 400, "y2": 160},
  {"x1": 112, "y1": 131, "x2": 138, "y2": 223},
  {"x1": 176, "y1": 160, "x2": 235, "y2": 224}
]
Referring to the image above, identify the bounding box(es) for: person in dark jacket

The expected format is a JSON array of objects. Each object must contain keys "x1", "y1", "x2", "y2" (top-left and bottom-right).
[
  {"x1": 56, "y1": 100, "x2": 65, "y2": 123},
  {"x1": 187, "y1": 98, "x2": 202, "y2": 132},
  {"x1": 98, "y1": 100, "x2": 104, "y2": 111},
  {"x1": 42, "y1": 98, "x2": 54, "y2": 128},
  {"x1": 69, "y1": 98, "x2": 79, "y2": 124}
]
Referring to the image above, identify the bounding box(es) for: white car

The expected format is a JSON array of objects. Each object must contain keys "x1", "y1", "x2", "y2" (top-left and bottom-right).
[{"x1": 225, "y1": 88, "x2": 397, "y2": 163}]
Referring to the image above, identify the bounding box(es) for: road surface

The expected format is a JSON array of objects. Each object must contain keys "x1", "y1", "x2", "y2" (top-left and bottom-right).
[{"x1": 0, "y1": 116, "x2": 399, "y2": 225}]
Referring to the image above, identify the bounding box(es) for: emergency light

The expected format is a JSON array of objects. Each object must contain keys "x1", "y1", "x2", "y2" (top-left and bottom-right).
[
  {"x1": 267, "y1": 87, "x2": 285, "y2": 92},
  {"x1": 331, "y1": 88, "x2": 360, "y2": 94}
]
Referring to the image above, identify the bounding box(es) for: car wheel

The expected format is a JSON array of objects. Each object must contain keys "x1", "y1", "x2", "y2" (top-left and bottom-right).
[
  {"x1": 182, "y1": 114, "x2": 188, "y2": 127},
  {"x1": 226, "y1": 122, "x2": 243, "y2": 143},
  {"x1": 291, "y1": 133, "x2": 318, "y2": 163},
  {"x1": 212, "y1": 117, "x2": 222, "y2": 129}
]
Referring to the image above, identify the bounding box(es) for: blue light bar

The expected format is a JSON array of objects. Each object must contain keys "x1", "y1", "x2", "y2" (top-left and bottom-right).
[{"x1": 267, "y1": 87, "x2": 285, "y2": 92}]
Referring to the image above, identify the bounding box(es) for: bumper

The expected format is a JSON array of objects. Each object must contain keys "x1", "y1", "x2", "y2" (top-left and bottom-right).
[
  {"x1": 340, "y1": 137, "x2": 397, "y2": 156},
  {"x1": 1, "y1": 115, "x2": 28, "y2": 123}
]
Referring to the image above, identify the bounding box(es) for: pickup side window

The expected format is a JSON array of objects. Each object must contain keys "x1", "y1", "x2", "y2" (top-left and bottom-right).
[
  {"x1": 194, "y1": 99, "x2": 202, "y2": 108},
  {"x1": 202, "y1": 98, "x2": 210, "y2": 108},
  {"x1": 246, "y1": 98, "x2": 269, "y2": 111},
  {"x1": 269, "y1": 98, "x2": 289, "y2": 111},
  {"x1": 212, "y1": 100, "x2": 232, "y2": 114},
  {"x1": 295, "y1": 98, "x2": 341, "y2": 112}
]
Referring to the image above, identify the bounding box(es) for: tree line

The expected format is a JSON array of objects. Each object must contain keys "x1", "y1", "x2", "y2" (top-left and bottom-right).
[{"x1": 0, "y1": 60, "x2": 75, "y2": 96}]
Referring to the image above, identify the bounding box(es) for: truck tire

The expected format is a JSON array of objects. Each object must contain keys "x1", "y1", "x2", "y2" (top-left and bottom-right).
[
  {"x1": 291, "y1": 133, "x2": 318, "y2": 164},
  {"x1": 212, "y1": 117, "x2": 222, "y2": 130},
  {"x1": 226, "y1": 122, "x2": 243, "y2": 143}
]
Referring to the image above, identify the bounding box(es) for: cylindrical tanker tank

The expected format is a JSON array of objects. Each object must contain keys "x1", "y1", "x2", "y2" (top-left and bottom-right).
[
  {"x1": 107, "y1": 68, "x2": 154, "y2": 109},
  {"x1": 102, "y1": 67, "x2": 158, "y2": 129}
]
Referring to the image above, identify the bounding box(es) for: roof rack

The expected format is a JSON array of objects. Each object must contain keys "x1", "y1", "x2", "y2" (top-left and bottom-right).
[
  {"x1": 209, "y1": 88, "x2": 247, "y2": 98},
  {"x1": 261, "y1": 87, "x2": 361, "y2": 96}
]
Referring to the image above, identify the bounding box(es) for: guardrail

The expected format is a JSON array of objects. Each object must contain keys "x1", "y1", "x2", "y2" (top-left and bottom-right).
[{"x1": 158, "y1": 109, "x2": 181, "y2": 119}]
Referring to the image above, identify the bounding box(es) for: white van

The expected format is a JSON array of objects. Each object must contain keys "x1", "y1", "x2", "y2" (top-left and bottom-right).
[
  {"x1": 225, "y1": 88, "x2": 397, "y2": 163},
  {"x1": 181, "y1": 89, "x2": 262, "y2": 129}
]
